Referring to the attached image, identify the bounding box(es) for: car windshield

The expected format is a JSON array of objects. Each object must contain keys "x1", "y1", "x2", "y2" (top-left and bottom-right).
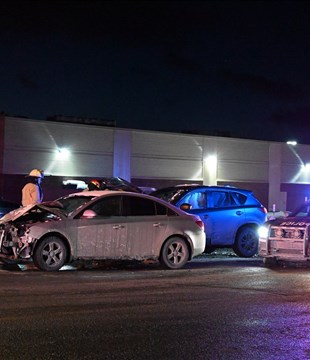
[{"x1": 56, "y1": 195, "x2": 95, "y2": 216}]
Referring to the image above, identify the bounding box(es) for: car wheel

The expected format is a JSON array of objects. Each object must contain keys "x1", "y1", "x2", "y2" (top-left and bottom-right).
[
  {"x1": 33, "y1": 236, "x2": 67, "y2": 271},
  {"x1": 233, "y1": 227, "x2": 258, "y2": 258},
  {"x1": 160, "y1": 237, "x2": 189, "y2": 269}
]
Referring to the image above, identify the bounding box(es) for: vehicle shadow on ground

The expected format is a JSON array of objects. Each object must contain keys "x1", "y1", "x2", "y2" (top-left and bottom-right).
[
  {"x1": 0, "y1": 255, "x2": 264, "y2": 272},
  {"x1": 2, "y1": 249, "x2": 309, "y2": 272}
]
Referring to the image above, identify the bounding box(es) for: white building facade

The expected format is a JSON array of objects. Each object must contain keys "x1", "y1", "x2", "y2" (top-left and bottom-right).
[{"x1": 1, "y1": 115, "x2": 310, "y2": 211}]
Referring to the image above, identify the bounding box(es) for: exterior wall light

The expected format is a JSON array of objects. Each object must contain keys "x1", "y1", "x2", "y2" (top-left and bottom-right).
[
  {"x1": 286, "y1": 141, "x2": 297, "y2": 146},
  {"x1": 56, "y1": 147, "x2": 70, "y2": 160},
  {"x1": 303, "y1": 163, "x2": 310, "y2": 171},
  {"x1": 203, "y1": 155, "x2": 217, "y2": 185}
]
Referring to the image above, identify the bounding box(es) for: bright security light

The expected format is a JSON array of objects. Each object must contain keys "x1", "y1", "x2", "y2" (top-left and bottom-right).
[
  {"x1": 304, "y1": 163, "x2": 310, "y2": 171},
  {"x1": 206, "y1": 155, "x2": 217, "y2": 168},
  {"x1": 56, "y1": 147, "x2": 70, "y2": 159},
  {"x1": 286, "y1": 140, "x2": 297, "y2": 146}
]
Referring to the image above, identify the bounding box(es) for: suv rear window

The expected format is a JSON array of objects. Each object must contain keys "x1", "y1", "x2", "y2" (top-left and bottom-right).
[{"x1": 231, "y1": 192, "x2": 247, "y2": 205}]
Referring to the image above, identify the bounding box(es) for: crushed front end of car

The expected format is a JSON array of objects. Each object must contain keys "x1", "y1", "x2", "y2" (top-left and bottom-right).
[
  {"x1": 259, "y1": 218, "x2": 310, "y2": 264},
  {"x1": 0, "y1": 203, "x2": 64, "y2": 263}
]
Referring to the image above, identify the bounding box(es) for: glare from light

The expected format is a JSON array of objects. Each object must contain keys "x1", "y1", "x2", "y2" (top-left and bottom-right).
[
  {"x1": 258, "y1": 226, "x2": 268, "y2": 239},
  {"x1": 206, "y1": 155, "x2": 217, "y2": 169},
  {"x1": 56, "y1": 147, "x2": 70, "y2": 160},
  {"x1": 303, "y1": 163, "x2": 310, "y2": 172},
  {"x1": 203, "y1": 154, "x2": 217, "y2": 185},
  {"x1": 287, "y1": 140, "x2": 304, "y2": 183}
]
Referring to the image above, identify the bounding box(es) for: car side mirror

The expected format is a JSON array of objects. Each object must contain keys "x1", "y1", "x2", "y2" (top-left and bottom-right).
[
  {"x1": 81, "y1": 209, "x2": 97, "y2": 218},
  {"x1": 180, "y1": 203, "x2": 192, "y2": 211}
]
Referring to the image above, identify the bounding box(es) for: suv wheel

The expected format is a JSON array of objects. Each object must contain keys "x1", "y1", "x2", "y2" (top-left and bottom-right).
[{"x1": 233, "y1": 226, "x2": 258, "y2": 258}]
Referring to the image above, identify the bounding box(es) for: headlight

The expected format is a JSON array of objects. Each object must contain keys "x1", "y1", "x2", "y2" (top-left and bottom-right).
[{"x1": 258, "y1": 226, "x2": 269, "y2": 239}]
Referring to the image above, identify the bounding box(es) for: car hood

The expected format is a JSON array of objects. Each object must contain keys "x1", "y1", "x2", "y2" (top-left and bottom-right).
[
  {"x1": 0, "y1": 202, "x2": 66, "y2": 223},
  {"x1": 266, "y1": 216, "x2": 310, "y2": 227}
]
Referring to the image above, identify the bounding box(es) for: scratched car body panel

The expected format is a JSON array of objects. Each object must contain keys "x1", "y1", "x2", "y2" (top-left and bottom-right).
[
  {"x1": 259, "y1": 201, "x2": 310, "y2": 264},
  {"x1": 0, "y1": 191, "x2": 205, "y2": 271}
]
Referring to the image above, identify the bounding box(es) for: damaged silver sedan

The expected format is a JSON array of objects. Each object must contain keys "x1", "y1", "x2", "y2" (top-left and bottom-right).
[{"x1": 0, "y1": 190, "x2": 205, "y2": 271}]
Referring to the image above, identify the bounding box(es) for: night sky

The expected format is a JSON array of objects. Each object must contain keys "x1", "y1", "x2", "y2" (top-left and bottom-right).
[{"x1": 1, "y1": 0, "x2": 310, "y2": 143}]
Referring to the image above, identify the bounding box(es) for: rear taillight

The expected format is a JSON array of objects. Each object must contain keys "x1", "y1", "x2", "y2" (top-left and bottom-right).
[
  {"x1": 195, "y1": 220, "x2": 204, "y2": 230},
  {"x1": 259, "y1": 206, "x2": 268, "y2": 214}
]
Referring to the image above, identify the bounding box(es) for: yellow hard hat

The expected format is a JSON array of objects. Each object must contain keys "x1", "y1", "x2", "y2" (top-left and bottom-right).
[{"x1": 28, "y1": 169, "x2": 43, "y2": 178}]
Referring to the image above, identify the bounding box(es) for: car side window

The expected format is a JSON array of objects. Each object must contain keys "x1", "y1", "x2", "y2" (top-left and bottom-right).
[
  {"x1": 211, "y1": 191, "x2": 233, "y2": 208},
  {"x1": 231, "y1": 192, "x2": 247, "y2": 205},
  {"x1": 123, "y1": 196, "x2": 156, "y2": 216},
  {"x1": 182, "y1": 191, "x2": 207, "y2": 210},
  {"x1": 155, "y1": 202, "x2": 177, "y2": 215},
  {"x1": 182, "y1": 192, "x2": 196, "y2": 208},
  {"x1": 87, "y1": 196, "x2": 122, "y2": 217}
]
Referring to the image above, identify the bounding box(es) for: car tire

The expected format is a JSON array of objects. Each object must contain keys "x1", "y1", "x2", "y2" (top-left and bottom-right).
[
  {"x1": 233, "y1": 227, "x2": 258, "y2": 258},
  {"x1": 33, "y1": 236, "x2": 67, "y2": 271},
  {"x1": 160, "y1": 237, "x2": 189, "y2": 269}
]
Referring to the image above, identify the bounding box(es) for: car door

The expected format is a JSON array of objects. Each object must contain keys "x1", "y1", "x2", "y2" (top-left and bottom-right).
[
  {"x1": 178, "y1": 189, "x2": 245, "y2": 246},
  {"x1": 121, "y1": 195, "x2": 168, "y2": 257},
  {"x1": 74, "y1": 195, "x2": 129, "y2": 258}
]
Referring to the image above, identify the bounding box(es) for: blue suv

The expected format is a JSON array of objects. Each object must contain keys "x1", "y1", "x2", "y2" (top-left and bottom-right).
[{"x1": 151, "y1": 185, "x2": 267, "y2": 257}]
